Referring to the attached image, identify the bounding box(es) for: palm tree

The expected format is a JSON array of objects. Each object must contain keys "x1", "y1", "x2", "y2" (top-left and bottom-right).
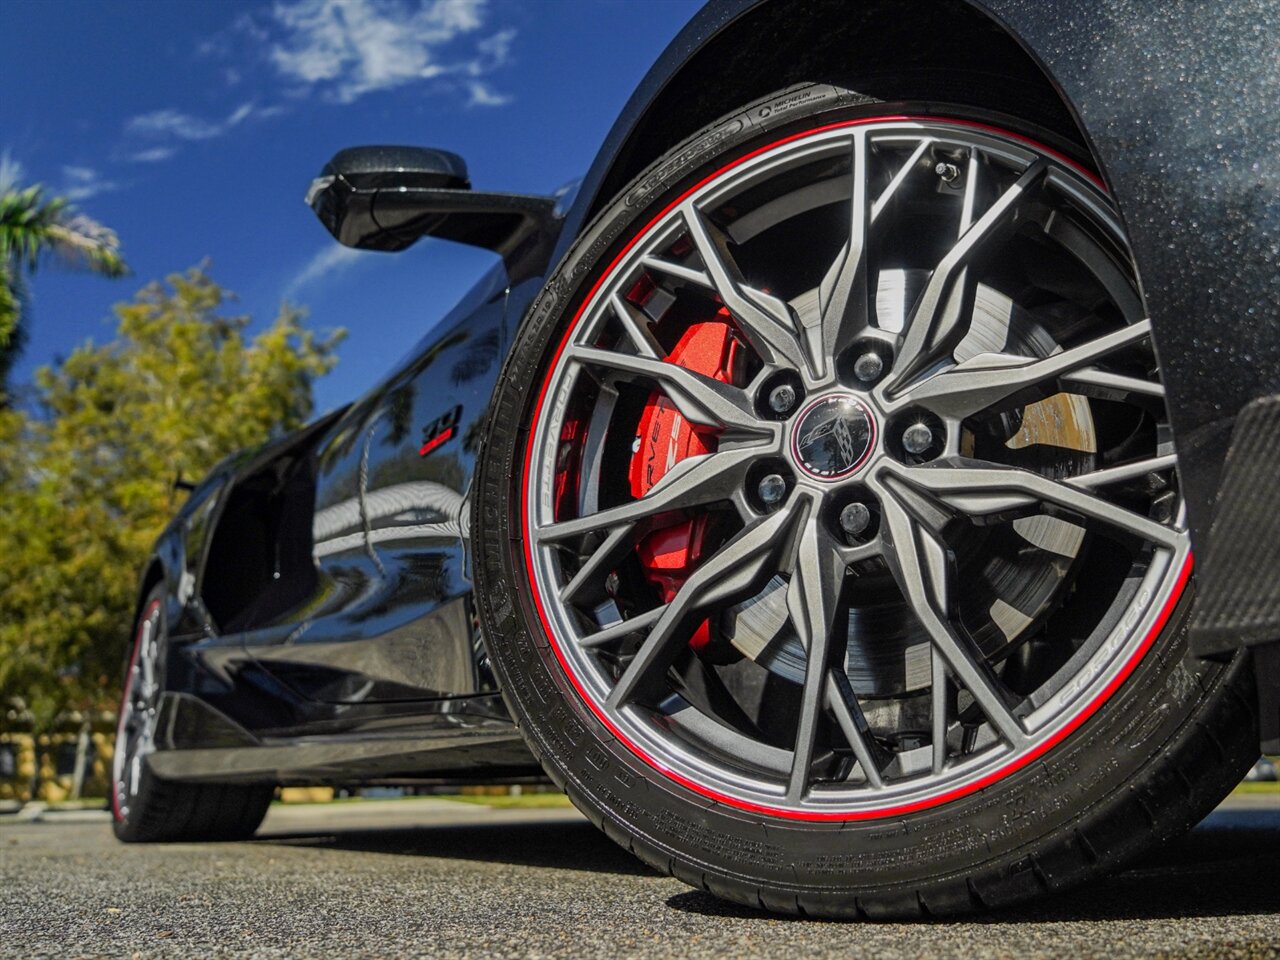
[{"x1": 0, "y1": 166, "x2": 128, "y2": 390}]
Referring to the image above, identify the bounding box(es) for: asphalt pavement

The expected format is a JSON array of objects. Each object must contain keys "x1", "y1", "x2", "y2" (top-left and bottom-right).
[{"x1": 2, "y1": 794, "x2": 1278, "y2": 959}]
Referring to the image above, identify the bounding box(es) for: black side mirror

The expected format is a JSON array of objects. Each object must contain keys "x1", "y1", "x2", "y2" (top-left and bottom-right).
[{"x1": 306, "y1": 145, "x2": 555, "y2": 263}]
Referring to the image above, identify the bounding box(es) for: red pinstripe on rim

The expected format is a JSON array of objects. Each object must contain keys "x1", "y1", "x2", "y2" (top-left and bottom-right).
[
  {"x1": 521, "y1": 116, "x2": 1189, "y2": 821},
  {"x1": 112, "y1": 598, "x2": 161, "y2": 823}
]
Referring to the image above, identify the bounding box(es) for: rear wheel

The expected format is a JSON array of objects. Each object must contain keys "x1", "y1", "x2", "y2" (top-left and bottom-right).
[
  {"x1": 474, "y1": 86, "x2": 1257, "y2": 916},
  {"x1": 112, "y1": 587, "x2": 273, "y2": 843}
]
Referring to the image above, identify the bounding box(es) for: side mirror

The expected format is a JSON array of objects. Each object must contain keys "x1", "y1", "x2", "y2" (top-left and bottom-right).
[{"x1": 306, "y1": 145, "x2": 555, "y2": 262}]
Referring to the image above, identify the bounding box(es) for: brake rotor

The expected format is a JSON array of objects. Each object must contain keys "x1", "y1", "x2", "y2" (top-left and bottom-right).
[{"x1": 722, "y1": 279, "x2": 1097, "y2": 697}]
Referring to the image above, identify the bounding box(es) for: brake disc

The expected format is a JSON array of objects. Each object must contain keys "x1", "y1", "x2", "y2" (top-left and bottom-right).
[{"x1": 722, "y1": 277, "x2": 1096, "y2": 696}]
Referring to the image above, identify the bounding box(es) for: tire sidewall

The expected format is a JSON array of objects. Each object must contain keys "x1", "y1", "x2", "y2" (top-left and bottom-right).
[{"x1": 474, "y1": 85, "x2": 1219, "y2": 896}]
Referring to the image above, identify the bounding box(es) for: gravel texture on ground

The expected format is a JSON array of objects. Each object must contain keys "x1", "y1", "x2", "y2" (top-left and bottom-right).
[{"x1": 2, "y1": 795, "x2": 1278, "y2": 959}]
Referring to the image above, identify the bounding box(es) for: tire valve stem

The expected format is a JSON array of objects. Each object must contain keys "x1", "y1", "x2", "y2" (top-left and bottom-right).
[{"x1": 935, "y1": 161, "x2": 961, "y2": 184}]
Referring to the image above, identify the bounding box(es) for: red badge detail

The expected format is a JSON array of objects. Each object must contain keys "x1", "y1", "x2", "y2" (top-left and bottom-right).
[{"x1": 418, "y1": 426, "x2": 455, "y2": 457}]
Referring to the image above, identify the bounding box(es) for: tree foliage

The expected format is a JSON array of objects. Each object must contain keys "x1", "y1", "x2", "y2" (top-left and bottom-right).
[
  {"x1": 0, "y1": 176, "x2": 129, "y2": 389},
  {"x1": 0, "y1": 266, "x2": 343, "y2": 728}
]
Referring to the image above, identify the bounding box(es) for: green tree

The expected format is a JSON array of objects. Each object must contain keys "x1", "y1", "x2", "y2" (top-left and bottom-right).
[
  {"x1": 0, "y1": 169, "x2": 129, "y2": 389},
  {"x1": 0, "y1": 265, "x2": 343, "y2": 731}
]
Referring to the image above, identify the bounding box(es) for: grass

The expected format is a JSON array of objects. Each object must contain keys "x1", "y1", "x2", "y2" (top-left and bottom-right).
[
  {"x1": 1232, "y1": 780, "x2": 1280, "y2": 795},
  {"x1": 438, "y1": 792, "x2": 573, "y2": 809}
]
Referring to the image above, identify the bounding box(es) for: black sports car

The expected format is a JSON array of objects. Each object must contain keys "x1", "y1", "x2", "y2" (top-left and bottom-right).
[{"x1": 112, "y1": 0, "x2": 1280, "y2": 918}]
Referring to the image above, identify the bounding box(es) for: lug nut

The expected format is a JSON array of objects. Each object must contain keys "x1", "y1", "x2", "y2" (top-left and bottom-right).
[
  {"x1": 839, "y1": 502, "x2": 872, "y2": 538},
  {"x1": 757, "y1": 473, "x2": 787, "y2": 505},
  {"x1": 902, "y1": 422, "x2": 935, "y2": 456},
  {"x1": 768, "y1": 384, "x2": 797, "y2": 414},
  {"x1": 853, "y1": 352, "x2": 884, "y2": 383}
]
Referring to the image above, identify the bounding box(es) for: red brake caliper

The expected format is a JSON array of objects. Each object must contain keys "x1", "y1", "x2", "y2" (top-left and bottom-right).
[{"x1": 628, "y1": 309, "x2": 744, "y2": 651}]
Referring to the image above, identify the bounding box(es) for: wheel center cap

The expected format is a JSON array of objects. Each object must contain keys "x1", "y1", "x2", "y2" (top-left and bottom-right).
[{"x1": 790, "y1": 393, "x2": 876, "y2": 481}]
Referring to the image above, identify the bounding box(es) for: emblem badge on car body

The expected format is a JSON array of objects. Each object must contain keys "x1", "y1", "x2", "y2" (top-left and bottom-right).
[{"x1": 791, "y1": 394, "x2": 875, "y2": 480}]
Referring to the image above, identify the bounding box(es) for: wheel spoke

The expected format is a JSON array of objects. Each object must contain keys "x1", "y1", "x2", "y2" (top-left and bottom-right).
[
  {"x1": 883, "y1": 456, "x2": 1186, "y2": 550},
  {"x1": 640, "y1": 254, "x2": 711, "y2": 290},
  {"x1": 893, "y1": 319, "x2": 1157, "y2": 419},
  {"x1": 812, "y1": 136, "x2": 932, "y2": 382},
  {"x1": 1066, "y1": 453, "x2": 1178, "y2": 490},
  {"x1": 607, "y1": 504, "x2": 800, "y2": 709},
  {"x1": 881, "y1": 158, "x2": 1048, "y2": 397},
  {"x1": 569, "y1": 345, "x2": 768, "y2": 436},
  {"x1": 559, "y1": 522, "x2": 636, "y2": 604},
  {"x1": 810, "y1": 130, "x2": 871, "y2": 381},
  {"x1": 930, "y1": 647, "x2": 949, "y2": 775},
  {"x1": 825, "y1": 670, "x2": 887, "y2": 789},
  {"x1": 681, "y1": 203, "x2": 807, "y2": 371},
  {"x1": 870, "y1": 472, "x2": 1030, "y2": 748},
  {"x1": 536, "y1": 445, "x2": 766, "y2": 543},
  {"x1": 870, "y1": 138, "x2": 932, "y2": 222},
  {"x1": 1062, "y1": 366, "x2": 1165, "y2": 402},
  {"x1": 784, "y1": 491, "x2": 847, "y2": 800},
  {"x1": 581, "y1": 605, "x2": 667, "y2": 649},
  {"x1": 608, "y1": 292, "x2": 663, "y2": 359}
]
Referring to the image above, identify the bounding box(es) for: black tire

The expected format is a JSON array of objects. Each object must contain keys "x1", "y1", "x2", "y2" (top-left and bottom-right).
[
  {"x1": 112, "y1": 587, "x2": 274, "y2": 843},
  {"x1": 473, "y1": 85, "x2": 1259, "y2": 917}
]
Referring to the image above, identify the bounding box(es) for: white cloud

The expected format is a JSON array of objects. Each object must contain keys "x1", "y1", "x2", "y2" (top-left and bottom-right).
[
  {"x1": 124, "y1": 101, "x2": 280, "y2": 144},
  {"x1": 126, "y1": 109, "x2": 224, "y2": 141},
  {"x1": 266, "y1": 0, "x2": 513, "y2": 105},
  {"x1": 284, "y1": 243, "x2": 369, "y2": 300},
  {"x1": 128, "y1": 147, "x2": 178, "y2": 164},
  {"x1": 465, "y1": 80, "x2": 511, "y2": 108},
  {"x1": 60, "y1": 165, "x2": 122, "y2": 201}
]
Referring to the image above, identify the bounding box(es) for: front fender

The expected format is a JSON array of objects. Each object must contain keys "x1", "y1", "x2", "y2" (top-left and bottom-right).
[{"x1": 555, "y1": 0, "x2": 1280, "y2": 662}]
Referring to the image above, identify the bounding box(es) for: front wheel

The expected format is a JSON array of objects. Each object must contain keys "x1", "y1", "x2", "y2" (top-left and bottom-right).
[
  {"x1": 473, "y1": 85, "x2": 1257, "y2": 917},
  {"x1": 112, "y1": 587, "x2": 273, "y2": 843}
]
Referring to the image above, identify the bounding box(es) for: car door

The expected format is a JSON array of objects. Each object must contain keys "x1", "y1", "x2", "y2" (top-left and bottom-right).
[{"x1": 240, "y1": 262, "x2": 510, "y2": 704}]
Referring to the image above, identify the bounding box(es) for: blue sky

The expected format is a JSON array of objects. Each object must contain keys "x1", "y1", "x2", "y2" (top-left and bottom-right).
[{"x1": 1, "y1": 0, "x2": 703, "y2": 412}]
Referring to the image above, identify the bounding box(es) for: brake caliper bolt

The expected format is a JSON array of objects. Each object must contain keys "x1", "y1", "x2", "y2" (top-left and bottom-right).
[
  {"x1": 935, "y1": 161, "x2": 961, "y2": 183},
  {"x1": 853, "y1": 352, "x2": 884, "y2": 383},
  {"x1": 902, "y1": 422, "x2": 934, "y2": 456},
  {"x1": 839, "y1": 502, "x2": 872, "y2": 538},
  {"x1": 768, "y1": 384, "x2": 797, "y2": 414},
  {"x1": 758, "y1": 473, "x2": 787, "y2": 505}
]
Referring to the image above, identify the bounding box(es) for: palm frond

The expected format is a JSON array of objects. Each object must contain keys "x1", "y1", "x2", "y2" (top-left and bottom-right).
[
  {"x1": 0, "y1": 179, "x2": 129, "y2": 391},
  {"x1": 45, "y1": 215, "x2": 128, "y2": 278},
  {"x1": 0, "y1": 186, "x2": 67, "y2": 271},
  {"x1": 0, "y1": 260, "x2": 16, "y2": 347}
]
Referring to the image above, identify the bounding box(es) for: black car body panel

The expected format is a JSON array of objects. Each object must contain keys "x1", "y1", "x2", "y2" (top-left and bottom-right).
[{"x1": 138, "y1": 0, "x2": 1280, "y2": 785}]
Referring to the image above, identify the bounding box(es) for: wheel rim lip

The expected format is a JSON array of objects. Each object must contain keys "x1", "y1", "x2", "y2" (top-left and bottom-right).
[
  {"x1": 112, "y1": 598, "x2": 161, "y2": 823},
  {"x1": 520, "y1": 115, "x2": 1191, "y2": 821}
]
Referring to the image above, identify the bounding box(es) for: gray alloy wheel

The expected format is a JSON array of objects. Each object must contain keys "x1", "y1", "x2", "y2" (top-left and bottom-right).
[
  {"x1": 522, "y1": 117, "x2": 1189, "y2": 819},
  {"x1": 113, "y1": 587, "x2": 273, "y2": 843},
  {"x1": 474, "y1": 86, "x2": 1256, "y2": 916},
  {"x1": 113, "y1": 596, "x2": 163, "y2": 824}
]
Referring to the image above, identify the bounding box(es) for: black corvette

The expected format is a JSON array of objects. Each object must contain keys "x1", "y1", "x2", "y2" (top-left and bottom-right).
[{"x1": 112, "y1": 0, "x2": 1280, "y2": 918}]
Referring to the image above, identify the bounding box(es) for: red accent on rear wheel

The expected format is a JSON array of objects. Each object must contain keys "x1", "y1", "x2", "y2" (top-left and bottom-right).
[{"x1": 112, "y1": 598, "x2": 161, "y2": 823}]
